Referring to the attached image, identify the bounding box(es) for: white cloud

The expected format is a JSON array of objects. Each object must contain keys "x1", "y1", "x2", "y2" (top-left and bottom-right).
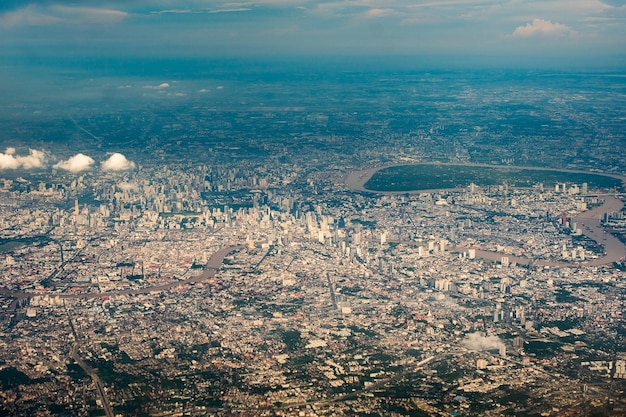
[
  {"x1": 0, "y1": 153, "x2": 19, "y2": 170},
  {"x1": 144, "y1": 82, "x2": 171, "y2": 89},
  {"x1": 0, "y1": 148, "x2": 46, "y2": 170},
  {"x1": 102, "y1": 153, "x2": 136, "y2": 171},
  {"x1": 117, "y1": 182, "x2": 138, "y2": 192},
  {"x1": 0, "y1": 4, "x2": 126, "y2": 28},
  {"x1": 150, "y1": 9, "x2": 195, "y2": 15},
  {"x1": 365, "y1": 8, "x2": 396, "y2": 18},
  {"x1": 51, "y1": 6, "x2": 127, "y2": 24},
  {"x1": 53, "y1": 153, "x2": 94, "y2": 173},
  {"x1": 462, "y1": 332, "x2": 504, "y2": 351},
  {"x1": 512, "y1": 18, "x2": 576, "y2": 38},
  {"x1": 209, "y1": 8, "x2": 253, "y2": 14},
  {"x1": 149, "y1": 7, "x2": 252, "y2": 15},
  {"x1": 17, "y1": 149, "x2": 46, "y2": 169}
]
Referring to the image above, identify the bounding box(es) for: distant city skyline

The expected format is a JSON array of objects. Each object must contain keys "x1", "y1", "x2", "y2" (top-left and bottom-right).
[{"x1": 1, "y1": 0, "x2": 625, "y2": 69}]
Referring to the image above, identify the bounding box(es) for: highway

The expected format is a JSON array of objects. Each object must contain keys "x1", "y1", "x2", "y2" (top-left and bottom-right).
[
  {"x1": 70, "y1": 344, "x2": 114, "y2": 417},
  {"x1": 65, "y1": 300, "x2": 114, "y2": 417}
]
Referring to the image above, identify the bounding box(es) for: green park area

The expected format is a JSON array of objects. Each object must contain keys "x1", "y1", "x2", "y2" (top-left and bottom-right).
[{"x1": 364, "y1": 164, "x2": 623, "y2": 192}]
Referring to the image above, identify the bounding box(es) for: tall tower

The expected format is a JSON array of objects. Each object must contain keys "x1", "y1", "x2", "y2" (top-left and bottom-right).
[{"x1": 74, "y1": 199, "x2": 79, "y2": 223}]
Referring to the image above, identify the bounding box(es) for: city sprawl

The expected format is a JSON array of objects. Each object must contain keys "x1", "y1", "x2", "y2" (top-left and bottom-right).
[{"x1": 0, "y1": 65, "x2": 625, "y2": 416}]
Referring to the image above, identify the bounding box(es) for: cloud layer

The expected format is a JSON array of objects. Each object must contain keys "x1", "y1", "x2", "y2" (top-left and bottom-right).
[
  {"x1": 0, "y1": 4, "x2": 127, "y2": 28},
  {"x1": 0, "y1": 1, "x2": 624, "y2": 66},
  {"x1": 0, "y1": 148, "x2": 46, "y2": 170}
]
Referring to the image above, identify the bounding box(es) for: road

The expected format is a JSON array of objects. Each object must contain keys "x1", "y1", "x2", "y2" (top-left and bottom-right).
[
  {"x1": 326, "y1": 273, "x2": 338, "y2": 310},
  {"x1": 70, "y1": 344, "x2": 114, "y2": 417},
  {"x1": 64, "y1": 300, "x2": 114, "y2": 417},
  {"x1": 41, "y1": 239, "x2": 90, "y2": 288}
]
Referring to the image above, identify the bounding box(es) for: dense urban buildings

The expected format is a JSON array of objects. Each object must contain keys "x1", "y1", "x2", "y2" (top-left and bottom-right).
[{"x1": 1, "y1": 64, "x2": 625, "y2": 416}]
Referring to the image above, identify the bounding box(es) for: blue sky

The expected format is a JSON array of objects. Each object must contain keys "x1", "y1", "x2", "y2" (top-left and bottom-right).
[{"x1": 1, "y1": 1, "x2": 625, "y2": 67}]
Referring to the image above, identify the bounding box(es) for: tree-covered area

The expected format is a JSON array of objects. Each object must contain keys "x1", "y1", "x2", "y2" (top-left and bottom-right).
[{"x1": 365, "y1": 164, "x2": 622, "y2": 192}]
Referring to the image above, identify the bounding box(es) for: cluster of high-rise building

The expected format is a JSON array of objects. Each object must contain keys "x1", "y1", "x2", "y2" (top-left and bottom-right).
[{"x1": 0, "y1": 156, "x2": 625, "y2": 416}]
